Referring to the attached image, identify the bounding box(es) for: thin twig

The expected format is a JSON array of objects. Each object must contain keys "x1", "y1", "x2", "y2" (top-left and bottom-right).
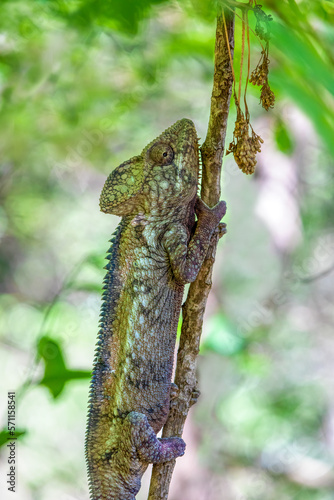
[
  {"x1": 244, "y1": 13, "x2": 251, "y2": 120},
  {"x1": 224, "y1": 2, "x2": 266, "y2": 52},
  {"x1": 238, "y1": 10, "x2": 245, "y2": 103},
  {"x1": 223, "y1": 10, "x2": 236, "y2": 88},
  {"x1": 300, "y1": 263, "x2": 334, "y2": 283}
]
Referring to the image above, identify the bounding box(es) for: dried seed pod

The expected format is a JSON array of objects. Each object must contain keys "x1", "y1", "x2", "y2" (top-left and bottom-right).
[
  {"x1": 226, "y1": 102, "x2": 264, "y2": 175},
  {"x1": 249, "y1": 50, "x2": 275, "y2": 111},
  {"x1": 249, "y1": 50, "x2": 269, "y2": 86},
  {"x1": 260, "y1": 82, "x2": 275, "y2": 110}
]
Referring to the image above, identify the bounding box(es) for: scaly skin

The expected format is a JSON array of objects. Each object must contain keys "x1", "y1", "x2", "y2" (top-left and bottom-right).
[{"x1": 85, "y1": 119, "x2": 226, "y2": 500}]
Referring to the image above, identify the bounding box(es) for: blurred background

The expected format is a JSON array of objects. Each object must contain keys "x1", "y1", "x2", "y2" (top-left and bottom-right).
[{"x1": 1, "y1": 1, "x2": 334, "y2": 499}]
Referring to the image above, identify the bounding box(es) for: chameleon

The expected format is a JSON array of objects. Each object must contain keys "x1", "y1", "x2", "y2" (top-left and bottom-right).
[{"x1": 85, "y1": 118, "x2": 226, "y2": 500}]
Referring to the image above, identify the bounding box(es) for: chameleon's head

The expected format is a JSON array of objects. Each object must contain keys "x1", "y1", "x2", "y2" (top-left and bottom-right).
[{"x1": 100, "y1": 118, "x2": 199, "y2": 216}]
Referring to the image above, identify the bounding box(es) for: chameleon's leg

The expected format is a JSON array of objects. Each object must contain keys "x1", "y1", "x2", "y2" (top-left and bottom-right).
[
  {"x1": 126, "y1": 412, "x2": 186, "y2": 464},
  {"x1": 163, "y1": 197, "x2": 226, "y2": 285}
]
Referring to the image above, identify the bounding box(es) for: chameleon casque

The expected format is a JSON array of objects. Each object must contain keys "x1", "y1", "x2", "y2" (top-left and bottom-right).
[{"x1": 85, "y1": 118, "x2": 226, "y2": 500}]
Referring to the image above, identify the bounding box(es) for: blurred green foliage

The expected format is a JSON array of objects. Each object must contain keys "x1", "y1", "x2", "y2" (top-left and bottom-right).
[
  {"x1": 37, "y1": 336, "x2": 91, "y2": 398},
  {"x1": 274, "y1": 119, "x2": 294, "y2": 155},
  {"x1": 1, "y1": 1, "x2": 334, "y2": 499}
]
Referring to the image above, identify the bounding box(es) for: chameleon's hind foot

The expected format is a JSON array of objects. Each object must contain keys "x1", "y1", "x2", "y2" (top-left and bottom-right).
[
  {"x1": 217, "y1": 222, "x2": 227, "y2": 239},
  {"x1": 170, "y1": 383, "x2": 179, "y2": 402},
  {"x1": 127, "y1": 412, "x2": 185, "y2": 464}
]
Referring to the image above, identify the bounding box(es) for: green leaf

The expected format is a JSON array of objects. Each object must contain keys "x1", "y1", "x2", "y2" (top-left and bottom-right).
[
  {"x1": 37, "y1": 337, "x2": 68, "y2": 397},
  {"x1": 272, "y1": 22, "x2": 334, "y2": 97},
  {"x1": 37, "y1": 336, "x2": 67, "y2": 372},
  {"x1": 271, "y1": 69, "x2": 334, "y2": 157},
  {"x1": 269, "y1": 20, "x2": 334, "y2": 156},
  {"x1": 200, "y1": 313, "x2": 245, "y2": 356},
  {"x1": 322, "y1": 0, "x2": 334, "y2": 14},
  {"x1": 185, "y1": 0, "x2": 219, "y2": 22},
  {"x1": 39, "y1": 369, "x2": 91, "y2": 397},
  {"x1": 37, "y1": 336, "x2": 91, "y2": 398},
  {"x1": 0, "y1": 429, "x2": 27, "y2": 449},
  {"x1": 85, "y1": 254, "x2": 107, "y2": 270},
  {"x1": 274, "y1": 119, "x2": 294, "y2": 155},
  {"x1": 51, "y1": 0, "x2": 170, "y2": 33}
]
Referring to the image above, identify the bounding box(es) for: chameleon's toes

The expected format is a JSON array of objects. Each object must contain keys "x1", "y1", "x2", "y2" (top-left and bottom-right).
[
  {"x1": 195, "y1": 198, "x2": 227, "y2": 225},
  {"x1": 166, "y1": 437, "x2": 186, "y2": 457},
  {"x1": 217, "y1": 222, "x2": 227, "y2": 239},
  {"x1": 170, "y1": 383, "x2": 180, "y2": 409},
  {"x1": 175, "y1": 438, "x2": 186, "y2": 457},
  {"x1": 158, "y1": 436, "x2": 186, "y2": 460},
  {"x1": 213, "y1": 200, "x2": 227, "y2": 221},
  {"x1": 170, "y1": 383, "x2": 179, "y2": 400},
  {"x1": 189, "y1": 388, "x2": 201, "y2": 407},
  {"x1": 194, "y1": 196, "x2": 206, "y2": 216}
]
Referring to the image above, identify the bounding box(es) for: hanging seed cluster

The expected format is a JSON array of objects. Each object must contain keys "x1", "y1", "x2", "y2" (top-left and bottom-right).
[
  {"x1": 260, "y1": 81, "x2": 275, "y2": 111},
  {"x1": 225, "y1": 3, "x2": 274, "y2": 176},
  {"x1": 250, "y1": 5, "x2": 275, "y2": 110},
  {"x1": 226, "y1": 103, "x2": 264, "y2": 175},
  {"x1": 249, "y1": 50, "x2": 275, "y2": 110}
]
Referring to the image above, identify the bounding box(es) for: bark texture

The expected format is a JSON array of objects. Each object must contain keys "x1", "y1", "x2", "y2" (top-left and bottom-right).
[{"x1": 147, "y1": 8, "x2": 235, "y2": 500}]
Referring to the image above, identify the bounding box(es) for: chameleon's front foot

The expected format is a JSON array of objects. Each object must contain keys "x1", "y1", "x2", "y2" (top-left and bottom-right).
[{"x1": 195, "y1": 197, "x2": 227, "y2": 233}]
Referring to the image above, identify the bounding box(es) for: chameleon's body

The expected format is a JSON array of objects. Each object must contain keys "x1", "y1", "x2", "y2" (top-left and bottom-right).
[{"x1": 85, "y1": 119, "x2": 226, "y2": 500}]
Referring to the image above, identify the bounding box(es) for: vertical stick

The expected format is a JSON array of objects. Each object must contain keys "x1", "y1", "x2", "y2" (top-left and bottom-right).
[{"x1": 147, "y1": 7, "x2": 235, "y2": 500}]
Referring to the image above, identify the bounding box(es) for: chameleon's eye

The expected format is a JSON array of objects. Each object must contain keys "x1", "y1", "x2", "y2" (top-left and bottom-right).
[{"x1": 149, "y1": 143, "x2": 174, "y2": 165}]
